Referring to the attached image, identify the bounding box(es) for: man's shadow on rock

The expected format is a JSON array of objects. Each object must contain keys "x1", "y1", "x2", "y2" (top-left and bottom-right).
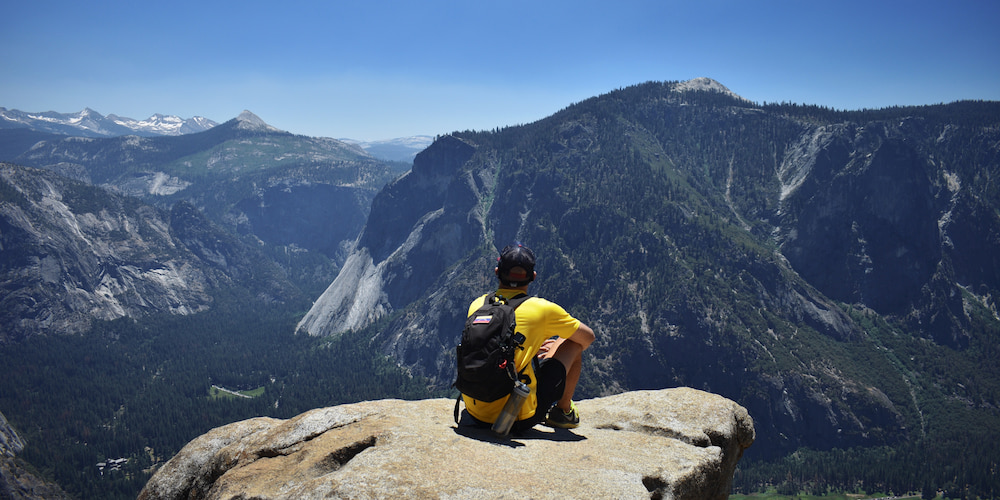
[{"x1": 453, "y1": 410, "x2": 587, "y2": 448}]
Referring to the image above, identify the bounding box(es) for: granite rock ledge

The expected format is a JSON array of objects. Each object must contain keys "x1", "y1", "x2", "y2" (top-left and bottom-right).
[{"x1": 138, "y1": 387, "x2": 754, "y2": 500}]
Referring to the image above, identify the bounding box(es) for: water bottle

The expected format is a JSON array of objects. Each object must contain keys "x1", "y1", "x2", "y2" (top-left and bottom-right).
[{"x1": 492, "y1": 381, "x2": 531, "y2": 436}]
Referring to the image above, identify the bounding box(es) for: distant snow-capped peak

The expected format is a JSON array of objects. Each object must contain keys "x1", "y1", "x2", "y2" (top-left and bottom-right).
[
  {"x1": 109, "y1": 113, "x2": 218, "y2": 135},
  {"x1": 0, "y1": 106, "x2": 217, "y2": 137}
]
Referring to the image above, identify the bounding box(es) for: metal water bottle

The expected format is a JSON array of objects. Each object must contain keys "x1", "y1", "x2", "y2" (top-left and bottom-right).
[{"x1": 492, "y1": 381, "x2": 530, "y2": 436}]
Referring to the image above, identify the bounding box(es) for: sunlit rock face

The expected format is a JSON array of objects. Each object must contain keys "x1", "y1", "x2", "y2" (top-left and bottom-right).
[
  {"x1": 296, "y1": 135, "x2": 481, "y2": 337},
  {"x1": 138, "y1": 388, "x2": 754, "y2": 500},
  {"x1": 0, "y1": 163, "x2": 269, "y2": 342}
]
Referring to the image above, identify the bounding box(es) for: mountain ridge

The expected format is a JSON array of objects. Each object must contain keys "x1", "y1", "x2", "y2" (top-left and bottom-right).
[
  {"x1": 1, "y1": 106, "x2": 432, "y2": 163},
  {"x1": 297, "y1": 82, "x2": 1000, "y2": 466},
  {"x1": 0, "y1": 110, "x2": 408, "y2": 342},
  {"x1": 0, "y1": 107, "x2": 217, "y2": 137}
]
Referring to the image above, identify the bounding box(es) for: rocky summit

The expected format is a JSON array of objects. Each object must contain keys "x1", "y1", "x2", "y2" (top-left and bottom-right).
[{"x1": 139, "y1": 388, "x2": 754, "y2": 499}]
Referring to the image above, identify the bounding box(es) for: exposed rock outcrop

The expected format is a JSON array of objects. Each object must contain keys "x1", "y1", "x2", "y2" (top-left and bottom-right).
[
  {"x1": 139, "y1": 388, "x2": 754, "y2": 500},
  {"x1": 0, "y1": 163, "x2": 316, "y2": 342},
  {"x1": 296, "y1": 134, "x2": 482, "y2": 337},
  {"x1": 0, "y1": 164, "x2": 215, "y2": 341}
]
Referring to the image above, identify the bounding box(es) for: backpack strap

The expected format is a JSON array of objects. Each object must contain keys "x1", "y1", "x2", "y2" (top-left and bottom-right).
[
  {"x1": 498, "y1": 292, "x2": 530, "y2": 307},
  {"x1": 495, "y1": 292, "x2": 532, "y2": 380},
  {"x1": 505, "y1": 293, "x2": 531, "y2": 384},
  {"x1": 484, "y1": 291, "x2": 529, "y2": 308}
]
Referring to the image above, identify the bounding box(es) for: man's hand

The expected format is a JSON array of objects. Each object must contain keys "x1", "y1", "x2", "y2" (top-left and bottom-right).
[
  {"x1": 537, "y1": 323, "x2": 595, "y2": 359},
  {"x1": 537, "y1": 337, "x2": 563, "y2": 359}
]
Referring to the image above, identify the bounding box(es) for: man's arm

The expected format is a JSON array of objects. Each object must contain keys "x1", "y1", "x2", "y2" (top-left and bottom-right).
[
  {"x1": 538, "y1": 323, "x2": 595, "y2": 359},
  {"x1": 568, "y1": 323, "x2": 595, "y2": 350}
]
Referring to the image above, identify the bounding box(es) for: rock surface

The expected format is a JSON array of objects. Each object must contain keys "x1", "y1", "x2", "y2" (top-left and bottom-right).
[
  {"x1": 139, "y1": 388, "x2": 754, "y2": 500},
  {"x1": 0, "y1": 164, "x2": 215, "y2": 341},
  {"x1": 0, "y1": 164, "x2": 303, "y2": 342}
]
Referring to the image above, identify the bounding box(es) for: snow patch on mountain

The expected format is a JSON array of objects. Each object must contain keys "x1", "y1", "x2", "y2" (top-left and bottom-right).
[
  {"x1": 110, "y1": 113, "x2": 217, "y2": 136},
  {"x1": 0, "y1": 106, "x2": 217, "y2": 137}
]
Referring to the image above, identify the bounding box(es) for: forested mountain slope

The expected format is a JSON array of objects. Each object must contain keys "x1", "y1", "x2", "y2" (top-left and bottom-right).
[
  {"x1": 0, "y1": 80, "x2": 997, "y2": 498},
  {"x1": 300, "y1": 81, "x2": 999, "y2": 492}
]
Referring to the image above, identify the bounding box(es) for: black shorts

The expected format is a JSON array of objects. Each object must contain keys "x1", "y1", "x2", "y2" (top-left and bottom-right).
[
  {"x1": 461, "y1": 357, "x2": 567, "y2": 431},
  {"x1": 511, "y1": 357, "x2": 567, "y2": 431}
]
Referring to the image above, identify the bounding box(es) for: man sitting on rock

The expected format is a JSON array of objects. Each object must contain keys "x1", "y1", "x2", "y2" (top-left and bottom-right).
[{"x1": 462, "y1": 243, "x2": 596, "y2": 431}]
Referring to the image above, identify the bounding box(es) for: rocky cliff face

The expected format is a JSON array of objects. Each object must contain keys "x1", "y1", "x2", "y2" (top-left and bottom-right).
[
  {"x1": 774, "y1": 118, "x2": 999, "y2": 347},
  {"x1": 0, "y1": 163, "x2": 295, "y2": 342},
  {"x1": 296, "y1": 135, "x2": 484, "y2": 336},
  {"x1": 0, "y1": 164, "x2": 208, "y2": 340},
  {"x1": 139, "y1": 388, "x2": 754, "y2": 500}
]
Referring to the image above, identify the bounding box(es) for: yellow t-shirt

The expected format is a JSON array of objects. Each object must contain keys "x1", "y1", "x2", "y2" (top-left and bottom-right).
[{"x1": 462, "y1": 288, "x2": 582, "y2": 423}]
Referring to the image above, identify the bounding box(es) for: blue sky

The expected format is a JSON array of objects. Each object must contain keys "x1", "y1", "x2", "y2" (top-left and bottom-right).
[{"x1": 3, "y1": 0, "x2": 998, "y2": 140}]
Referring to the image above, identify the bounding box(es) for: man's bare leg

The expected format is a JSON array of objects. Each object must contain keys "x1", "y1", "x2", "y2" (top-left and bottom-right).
[{"x1": 541, "y1": 337, "x2": 584, "y2": 412}]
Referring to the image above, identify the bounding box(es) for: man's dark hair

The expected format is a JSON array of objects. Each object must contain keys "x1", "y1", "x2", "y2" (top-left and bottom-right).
[{"x1": 497, "y1": 243, "x2": 535, "y2": 287}]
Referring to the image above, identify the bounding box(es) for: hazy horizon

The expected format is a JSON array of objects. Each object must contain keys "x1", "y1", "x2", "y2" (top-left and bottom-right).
[{"x1": 3, "y1": 0, "x2": 998, "y2": 141}]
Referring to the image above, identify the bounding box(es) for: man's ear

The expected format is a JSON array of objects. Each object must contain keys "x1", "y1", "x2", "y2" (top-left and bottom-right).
[{"x1": 495, "y1": 267, "x2": 500, "y2": 277}]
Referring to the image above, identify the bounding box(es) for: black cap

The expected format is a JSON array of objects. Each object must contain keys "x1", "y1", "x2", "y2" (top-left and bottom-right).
[{"x1": 497, "y1": 243, "x2": 535, "y2": 287}]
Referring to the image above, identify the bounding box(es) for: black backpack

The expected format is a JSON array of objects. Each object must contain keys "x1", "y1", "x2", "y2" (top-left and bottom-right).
[{"x1": 454, "y1": 292, "x2": 531, "y2": 403}]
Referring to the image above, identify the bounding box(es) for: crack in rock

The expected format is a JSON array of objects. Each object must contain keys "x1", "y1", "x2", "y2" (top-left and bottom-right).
[{"x1": 316, "y1": 436, "x2": 377, "y2": 473}]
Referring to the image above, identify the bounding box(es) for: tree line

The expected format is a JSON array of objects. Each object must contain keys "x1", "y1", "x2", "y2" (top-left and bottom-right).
[{"x1": 0, "y1": 289, "x2": 438, "y2": 499}]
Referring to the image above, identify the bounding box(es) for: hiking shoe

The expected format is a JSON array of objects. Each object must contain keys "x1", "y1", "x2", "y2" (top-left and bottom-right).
[{"x1": 546, "y1": 402, "x2": 580, "y2": 429}]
